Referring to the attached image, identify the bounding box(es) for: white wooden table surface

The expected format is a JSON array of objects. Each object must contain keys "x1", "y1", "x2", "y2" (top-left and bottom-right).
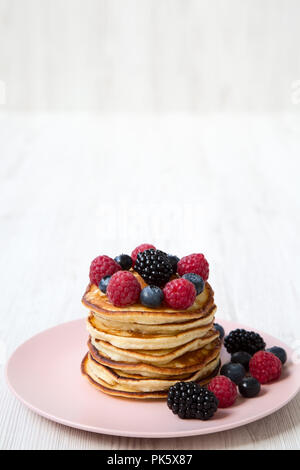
[{"x1": 1, "y1": 112, "x2": 300, "y2": 450}]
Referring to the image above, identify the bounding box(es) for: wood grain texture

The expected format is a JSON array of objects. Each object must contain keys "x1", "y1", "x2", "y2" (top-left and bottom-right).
[
  {"x1": 0, "y1": 112, "x2": 300, "y2": 449},
  {"x1": 1, "y1": 0, "x2": 300, "y2": 111}
]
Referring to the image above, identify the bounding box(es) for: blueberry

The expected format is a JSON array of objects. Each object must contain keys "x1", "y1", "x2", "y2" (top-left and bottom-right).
[
  {"x1": 220, "y1": 362, "x2": 246, "y2": 385},
  {"x1": 238, "y1": 377, "x2": 261, "y2": 398},
  {"x1": 114, "y1": 254, "x2": 132, "y2": 270},
  {"x1": 214, "y1": 323, "x2": 225, "y2": 340},
  {"x1": 99, "y1": 275, "x2": 111, "y2": 294},
  {"x1": 140, "y1": 285, "x2": 164, "y2": 308},
  {"x1": 231, "y1": 351, "x2": 252, "y2": 371},
  {"x1": 167, "y1": 254, "x2": 180, "y2": 274},
  {"x1": 182, "y1": 273, "x2": 204, "y2": 295},
  {"x1": 266, "y1": 346, "x2": 287, "y2": 365}
]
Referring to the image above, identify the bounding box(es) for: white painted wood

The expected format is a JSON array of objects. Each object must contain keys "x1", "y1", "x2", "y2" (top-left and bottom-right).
[
  {"x1": 0, "y1": 112, "x2": 300, "y2": 449},
  {"x1": 1, "y1": 0, "x2": 300, "y2": 111}
]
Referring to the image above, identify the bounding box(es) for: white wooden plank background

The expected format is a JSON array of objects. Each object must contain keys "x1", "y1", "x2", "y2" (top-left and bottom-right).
[
  {"x1": 0, "y1": 112, "x2": 300, "y2": 449},
  {"x1": 1, "y1": 0, "x2": 300, "y2": 112}
]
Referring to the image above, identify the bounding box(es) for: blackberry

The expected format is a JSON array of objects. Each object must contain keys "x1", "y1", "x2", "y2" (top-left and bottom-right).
[
  {"x1": 167, "y1": 381, "x2": 218, "y2": 420},
  {"x1": 224, "y1": 329, "x2": 266, "y2": 355},
  {"x1": 134, "y1": 249, "x2": 173, "y2": 287}
]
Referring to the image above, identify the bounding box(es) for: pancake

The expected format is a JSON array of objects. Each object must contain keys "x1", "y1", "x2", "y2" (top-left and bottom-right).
[
  {"x1": 88, "y1": 337, "x2": 221, "y2": 377},
  {"x1": 90, "y1": 329, "x2": 220, "y2": 365},
  {"x1": 81, "y1": 354, "x2": 220, "y2": 399},
  {"x1": 82, "y1": 281, "x2": 215, "y2": 324},
  {"x1": 82, "y1": 352, "x2": 221, "y2": 396},
  {"x1": 87, "y1": 315, "x2": 214, "y2": 350},
  {"x1": 91, "y1": 306, "x2": 216, "y2": 335},
  {"x1": 81, "y1": 272, "x2": 220, "y2": 399}
]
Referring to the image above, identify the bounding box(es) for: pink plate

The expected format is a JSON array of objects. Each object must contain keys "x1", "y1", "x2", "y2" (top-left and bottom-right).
[{"x1": 6, "y1": 318, "x2": 300, "y2": 438}]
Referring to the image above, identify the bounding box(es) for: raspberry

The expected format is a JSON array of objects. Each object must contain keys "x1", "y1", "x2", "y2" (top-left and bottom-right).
[
  {"x1": 249, "y1": 351, "x2": 282, "y2": 384},
  {"x1": 208, "y1": 376, "x2": 237, "y2": 408},
  {"x1": 107, "y1": 271, "x2": 141, "y2": 307},
  {"x1": 177, "y1": 253, "x2": 209, "y2": 280},
  {"x1": 131, "y1": 243, "x2": 156, "y2": 265},
  {"x1": 89, "y1": 255, "x2": 121, "y2": 285},
  {"x1": 163, "y1": 278, "x2": 196, "y2": 310}
]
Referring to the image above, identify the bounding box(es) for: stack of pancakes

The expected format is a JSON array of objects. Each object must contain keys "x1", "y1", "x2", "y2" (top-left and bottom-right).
[{"x1": 81, "y1": 275, "x2": 221, "y2": 399}]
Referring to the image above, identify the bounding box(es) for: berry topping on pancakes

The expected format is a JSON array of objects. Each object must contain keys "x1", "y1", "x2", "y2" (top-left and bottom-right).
[
  {"x1": 89, "y1": 255, "x2": 121, "y2": 285},
  {"x1": 163, "y1": 278, "x2": 196, "y2": 310},
  {"x1": 177, "y1": 253, "x2": 209, "y2": 280},
  {"x1": 131, "y1": 243, "x2": 156, "y2": 265},
  {"x1": 107, "y1": 271, "x2": 141, "y2": 307}
]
